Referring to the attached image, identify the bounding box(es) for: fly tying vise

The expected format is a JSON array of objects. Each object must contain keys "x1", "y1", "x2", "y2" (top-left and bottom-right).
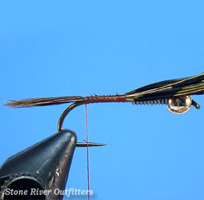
[{"x1": 5, "y1": 72, "x2": 204, "y2": 142}]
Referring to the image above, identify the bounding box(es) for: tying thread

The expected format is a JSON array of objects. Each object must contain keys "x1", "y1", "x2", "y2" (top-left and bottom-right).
[{"x1": 85, "y1": 104, "x2": 90, "y2": 200}]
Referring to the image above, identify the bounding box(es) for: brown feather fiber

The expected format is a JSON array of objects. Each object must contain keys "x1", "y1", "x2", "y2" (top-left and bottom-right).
[{"x1": 5, "y1": 96, "x2": 84, "y2": 108}]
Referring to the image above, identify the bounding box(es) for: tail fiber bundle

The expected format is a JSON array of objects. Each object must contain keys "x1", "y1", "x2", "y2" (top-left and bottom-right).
[{"x1": 5, "y1": 96, "x2": 84, "y2": 108}]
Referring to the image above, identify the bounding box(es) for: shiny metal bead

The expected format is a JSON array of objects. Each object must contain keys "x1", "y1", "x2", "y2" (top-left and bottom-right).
[{"x1": 167, "y1": 96, "x2": 192, "y2": 114}]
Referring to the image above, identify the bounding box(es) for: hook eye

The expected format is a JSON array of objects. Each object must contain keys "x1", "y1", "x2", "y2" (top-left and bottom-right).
[{"x1": 192, "y1": 99, "x2": 200, "y2": 109}]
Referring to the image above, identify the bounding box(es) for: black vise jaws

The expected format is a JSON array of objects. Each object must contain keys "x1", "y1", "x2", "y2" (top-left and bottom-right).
[{"x1": 0, "y1": 129, "x2": 76, "y2": 200}]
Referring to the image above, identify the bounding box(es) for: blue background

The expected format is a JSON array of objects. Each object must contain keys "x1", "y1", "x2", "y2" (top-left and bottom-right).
[{"x1": 0, "y1": 1, "x2": 204, "y2": 200}]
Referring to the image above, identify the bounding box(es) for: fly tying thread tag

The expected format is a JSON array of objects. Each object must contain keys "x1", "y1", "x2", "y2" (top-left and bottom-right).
[{"x1": 85, "y1": 104, "x2": 90, "y2": 200}]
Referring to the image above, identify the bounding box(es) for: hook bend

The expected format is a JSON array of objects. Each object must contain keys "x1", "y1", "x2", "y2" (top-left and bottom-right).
[{"x1": 58, "y1": 102, "x2": 105, "y2": 147}]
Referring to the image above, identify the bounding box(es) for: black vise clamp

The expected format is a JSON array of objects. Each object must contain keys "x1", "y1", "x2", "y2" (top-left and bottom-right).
[{"x1": 0, "y1": 129, "x2": 76, "y2": 200}]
